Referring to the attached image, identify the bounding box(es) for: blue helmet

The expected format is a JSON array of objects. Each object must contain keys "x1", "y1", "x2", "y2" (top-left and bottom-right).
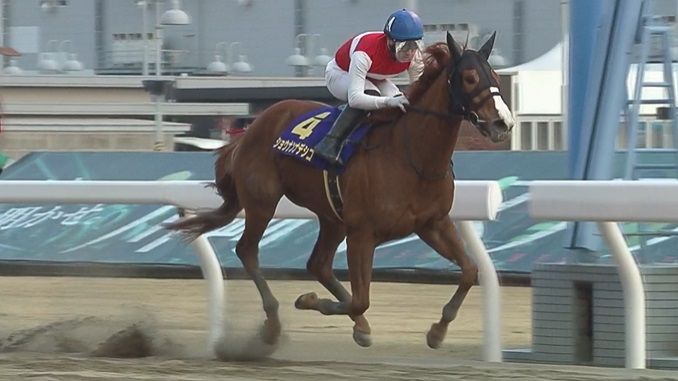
[{"x1": 383, "y1": 9, "x2": 424, "y2": 41}]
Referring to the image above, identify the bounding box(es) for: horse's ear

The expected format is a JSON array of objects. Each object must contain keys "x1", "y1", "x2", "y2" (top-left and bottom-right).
[
  {"x1": 478, "y1": 31, "x2": 497, "y2": 61},
  {"x1": 446, "y1": 32, "x2": 462, "y2": 62}
]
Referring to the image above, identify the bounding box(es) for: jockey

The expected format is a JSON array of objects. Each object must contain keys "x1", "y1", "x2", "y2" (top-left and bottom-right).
[{"x1": 315, "y1": 8, "x2": 425, "y2": 165}]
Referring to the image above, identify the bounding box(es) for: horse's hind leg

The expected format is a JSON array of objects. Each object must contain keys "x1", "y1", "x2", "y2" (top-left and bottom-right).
[
  {"x1": 416, "y1": 216, "x2": 478, "y2": 349},
  {"x1": 235, "y1": 201, "x2": 282, "y2": 345}
]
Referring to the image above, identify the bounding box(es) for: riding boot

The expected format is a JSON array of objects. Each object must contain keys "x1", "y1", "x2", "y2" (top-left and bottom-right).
[{"x1": 314, "y1": 105, "x2": 367, "y2": 165}]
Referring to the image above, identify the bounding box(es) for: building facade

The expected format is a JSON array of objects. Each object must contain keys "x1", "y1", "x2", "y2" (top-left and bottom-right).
[
  {"x1": 3, "y1": 0, "x2": 678, "y2": 153},
  {"x1": 3, "y1": 0, "x2": 569, "y2": 76}
]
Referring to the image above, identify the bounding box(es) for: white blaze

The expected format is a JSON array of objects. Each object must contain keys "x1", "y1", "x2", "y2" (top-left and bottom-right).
[{"x1": 490, "y1": 87, "x2": 515, "y2": 128}]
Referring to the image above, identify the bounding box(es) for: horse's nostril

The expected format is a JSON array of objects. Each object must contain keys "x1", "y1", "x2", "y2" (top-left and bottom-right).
[{"x1": 493, "y1": 119, "x2": 508, "y2": 131}]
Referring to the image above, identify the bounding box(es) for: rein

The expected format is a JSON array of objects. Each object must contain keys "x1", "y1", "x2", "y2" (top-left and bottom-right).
[
  {"x1": 405, "y1": 104, "x2": 482, "y2": 125},
  {"x1": 367, "y1": 47, "x2": 503, "y2": 182},
  {"x1": 398, "y1": 73, "x2": 499, "y2": 180}
]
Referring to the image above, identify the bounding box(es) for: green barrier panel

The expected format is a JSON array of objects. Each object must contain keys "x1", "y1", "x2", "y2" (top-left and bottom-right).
[{"x1": 0, "y1": 151, "x2": 675, "y2": 273}]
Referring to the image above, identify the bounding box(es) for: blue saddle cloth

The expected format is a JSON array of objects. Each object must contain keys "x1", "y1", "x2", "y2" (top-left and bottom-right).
[{"x1": 272, "y1": 106, "x2": 370, "y2": 173}]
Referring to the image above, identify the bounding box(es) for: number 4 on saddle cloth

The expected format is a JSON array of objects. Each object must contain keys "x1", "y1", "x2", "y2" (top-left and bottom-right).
[{"x1": 272, "y1": 106, "x2": 371, "y2": 173}]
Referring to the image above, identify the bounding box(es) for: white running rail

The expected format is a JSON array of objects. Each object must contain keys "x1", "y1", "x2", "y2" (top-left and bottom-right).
[
  {"x1": 529, "y1": 179, "x2": 678, "y2": 369},
  {"x1": 0, "y1": 180, "x2": 503, "y2": 358}
]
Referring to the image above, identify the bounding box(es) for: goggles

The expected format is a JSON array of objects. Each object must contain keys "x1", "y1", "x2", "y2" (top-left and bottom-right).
[{"x1": 394, "y1": 39, "x2": 424, "y2": 62}]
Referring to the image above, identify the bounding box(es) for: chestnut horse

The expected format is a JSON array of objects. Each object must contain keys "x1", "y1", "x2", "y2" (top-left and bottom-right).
[{"x1": 166, "y1": 32, "x2": 514, "y2": 349}]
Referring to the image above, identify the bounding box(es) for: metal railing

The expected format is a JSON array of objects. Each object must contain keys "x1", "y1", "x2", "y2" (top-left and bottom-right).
[{"x1": 96, "y1": 48, "x2": 201, "y2": 75}]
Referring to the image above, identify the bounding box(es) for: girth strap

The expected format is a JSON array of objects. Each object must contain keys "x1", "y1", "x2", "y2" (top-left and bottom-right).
[{"x1": 322, "y1": 169, "x2": 344, "y2": 221}]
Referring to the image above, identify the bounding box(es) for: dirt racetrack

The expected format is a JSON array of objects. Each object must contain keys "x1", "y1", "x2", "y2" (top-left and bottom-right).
[{"x1": 0, "y1": 276, "x2": 675, "y2": 380}]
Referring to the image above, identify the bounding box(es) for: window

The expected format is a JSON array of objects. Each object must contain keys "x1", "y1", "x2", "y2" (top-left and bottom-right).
[
  {"x1": 650, "y1": 121, "x2": 664, "y2": 148},
  {"x1": 520, "y1": 121, "x2": 532, "y2": 150},
  {"x1": 636, "y1": 122, "x2": 647, "y2": 148},
  {"x1": 536, "y1": 122, "x2": 549, "y2": 150},
  {"x1": 423, "y1": 23, "x2": 481, "y2": 48},
  {"x1": 512, "y1": 117, "x2": 566, "y2": 151},
  {"x1": 553, "y1": 121, "x2": 564, "y2": 150},
  {"x1": 615, "y1": 118, "x2": 673, "y2": 150},
  {"x1": 663, "y1": 122, "x2": 675, "y2": 148},
  {"x1": 39, "y1": 0, "x2": 67, "y2": 11},
  {"x1": 514, "y1": 116, "x2": 676, "y2": 152}
]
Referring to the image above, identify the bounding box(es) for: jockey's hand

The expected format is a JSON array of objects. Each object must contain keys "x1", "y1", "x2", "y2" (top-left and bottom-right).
[{"x1": 384, "y1": 95, "x2": 409, "y2": 113}]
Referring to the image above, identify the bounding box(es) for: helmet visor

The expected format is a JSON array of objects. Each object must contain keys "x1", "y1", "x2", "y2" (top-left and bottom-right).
[{"x1": 394, "y1": 39, "x2": 424, "y2": 62}]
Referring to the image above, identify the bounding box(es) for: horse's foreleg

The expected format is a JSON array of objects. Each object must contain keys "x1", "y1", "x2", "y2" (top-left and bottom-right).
[
  {"x1": 297, "y1": 227, "x2": 376, "y2": 347},
  {"x1": 295, "y1": 218, "x2": 350, "y2": 314},
  {"x1": 235, "y1": 204, "x2": 281, "y2": 345},
  {"x1": 295, "y1": 218, "x2": 371, "y2": 346},
  {"x1": 416, "y1": 217, "x2": 478, "y2": 349},
  {"x1": 344, "y1": 231, "x2": 377, "y2": 347}
]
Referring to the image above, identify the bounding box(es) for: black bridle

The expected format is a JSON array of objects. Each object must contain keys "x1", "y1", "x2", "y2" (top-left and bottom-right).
[
  {"x1": 406, "y1": 50, "x2": 501, "y2": 126},
  {"x1": 401, "y1": 50, "x2": 503, "y2": 180}
]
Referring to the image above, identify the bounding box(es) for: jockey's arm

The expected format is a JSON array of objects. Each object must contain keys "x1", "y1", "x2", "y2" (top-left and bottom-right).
[
  {"x1": 407, "y1": 50, "x2": 424, "y2": 83},
  {"x1": 346, "y1": 51, "x2": 392, "y2": 110}
]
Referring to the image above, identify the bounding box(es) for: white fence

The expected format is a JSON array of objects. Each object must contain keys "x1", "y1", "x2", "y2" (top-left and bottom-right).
[
  {"x1": 529, "y1": 180, "x2": 678, "y2": 369},
  {"x1": 0, "y1": 180, "x2": 503, "y2": 359}
]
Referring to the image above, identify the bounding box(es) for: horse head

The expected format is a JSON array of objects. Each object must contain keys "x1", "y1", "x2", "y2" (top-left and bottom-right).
[{"x1": 446, "y1": 31, "x2": 514, "y2": 143}]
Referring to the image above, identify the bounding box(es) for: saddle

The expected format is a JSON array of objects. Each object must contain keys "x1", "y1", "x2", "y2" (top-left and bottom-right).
[
  {"x1": 273, "y1": 106, "x2": 373, "y2": 220},
  {"x1": 272, "y1": 106, "x2": 371, "y2": 173}
]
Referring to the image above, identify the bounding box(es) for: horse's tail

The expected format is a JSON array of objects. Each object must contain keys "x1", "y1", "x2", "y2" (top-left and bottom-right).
[{"x1": 165, "y1": 134, "x2": 244, "y2": 241}]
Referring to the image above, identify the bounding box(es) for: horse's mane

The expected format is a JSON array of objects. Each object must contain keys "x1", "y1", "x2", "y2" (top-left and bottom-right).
[
  {"x1": 369, "y1": 42, "x2": 451, "y2": 122},
  {"x1": 406, "y1": 42, "x2": 451, "y2": 104}
]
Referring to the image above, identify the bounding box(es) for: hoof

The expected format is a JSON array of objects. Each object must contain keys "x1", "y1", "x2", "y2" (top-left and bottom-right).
[
  {"x1": 294, "y1": 292, "x2": 318, "y2": 310},
  {"x1": 352, "y1": 327, "x2": 372, "y2": 348},
  {"x1": 259, "y1": 319, "x2": 282, "y2": 346},
  {"x1": 426, "y1": 322, "x2": 447, "y2": 349}
]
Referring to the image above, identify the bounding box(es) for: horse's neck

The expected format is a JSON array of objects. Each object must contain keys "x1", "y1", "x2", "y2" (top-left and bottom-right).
[{"x1": 398, "y1": 74, "x2": 461, "y2": 176}]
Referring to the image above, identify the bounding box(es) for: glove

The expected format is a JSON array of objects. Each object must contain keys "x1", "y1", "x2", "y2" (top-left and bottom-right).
[{"x1": 384, "y1": 95, "x2": 409, "y2": 113}]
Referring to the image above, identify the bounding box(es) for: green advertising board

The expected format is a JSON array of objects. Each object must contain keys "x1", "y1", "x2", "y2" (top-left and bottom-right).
[{"x1": 0, "y1": 151, "x2": 676, "y2": 274}]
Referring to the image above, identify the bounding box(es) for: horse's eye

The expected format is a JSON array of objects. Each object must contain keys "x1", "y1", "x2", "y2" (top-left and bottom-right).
[{"x1": 464, "y1": 76, "x2": 477, "y2": 85}]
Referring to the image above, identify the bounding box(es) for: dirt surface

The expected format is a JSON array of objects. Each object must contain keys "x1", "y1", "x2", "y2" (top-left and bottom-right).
[{"x1": 0, "y1": 277, "x2": 675, "y2": 380}]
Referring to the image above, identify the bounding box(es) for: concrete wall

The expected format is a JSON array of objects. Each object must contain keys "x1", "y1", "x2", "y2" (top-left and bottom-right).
[
  {"x1": 1, "y1": 87, "x2": 148, "y2": 103},
  {"x1": 504, "y1": 263, "x2": 678, "y2": 369},
  {"x1": 0, "y1": 130, "x2": 178, "y2": 159}
]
